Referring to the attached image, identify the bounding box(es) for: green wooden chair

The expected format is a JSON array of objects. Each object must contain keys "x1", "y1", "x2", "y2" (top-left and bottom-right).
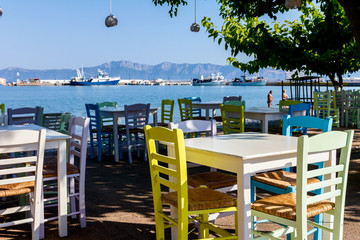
[
  {"x1": 251, "y1": 130, "x2": 354, "y2": 239},
  {"x1": 178, "y1": 98, "x2": 206, "y2": 121},
  {"x1": 59, "y1": 112, "x2": 72, "y2": 134},
  {"x1": 96, "y1": 101, "x2": 118, "y2": 128},
  {"x1": 158, "y1": 99, "x2": 174, "y2": 127},
  {"x1": 314, "y1": 91, "x2": 340, "y2": 127},
  {"x1": 220, "y1": 104, "x2": 245, "y2": 134},
  {"x1": 144, "y1": 125, "x2": 238, "y2": 240},
  {"x1": 279, "y1": 100, "x2": 303, "y2": 110},
  {"x1": 41, "y1": 113, "x2": 63, "y2": 132}
]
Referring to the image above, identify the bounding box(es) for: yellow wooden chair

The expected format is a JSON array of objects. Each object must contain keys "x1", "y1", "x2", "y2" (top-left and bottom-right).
[
  {"x1": 144, "y1": 125, "x2": 238, "y2": 240},
  {"x1": 220, "y1": 104, "x2": 245, "y2": 134},
  {"x1": 158, "y1": 99, "x2": 174, "y2": 127},
  {"x1": 178, "y1": 98, "x2": 206, "y2": 121}
]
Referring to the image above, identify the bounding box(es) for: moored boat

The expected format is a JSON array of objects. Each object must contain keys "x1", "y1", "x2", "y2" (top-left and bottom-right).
[
  {"x1": 192, "y1": 73, "x2": 226, "y2": 86},
  {"x1": 70, "y1": 69, "x2": 120, "y2": 86},
  {"x1": 232, "y1": 75, "x2": 267, "y2": 86}
]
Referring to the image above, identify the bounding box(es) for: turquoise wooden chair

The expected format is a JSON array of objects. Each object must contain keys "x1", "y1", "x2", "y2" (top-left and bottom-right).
[
  {"x1": 251, "y1": 130, "x2": 354, "y2": 240},
  {"x1": 288, "y1": 103, "x2": 312, "y2": 134},
  {"x1": 41, "y1": 113, "x2": 63, "y2": 131},
  {"x1": 251, "y1": 115, "x2": 333, "y2": 240},
  {"x1": 59, "y1": 112, "x2": 72, "y2": 134}
]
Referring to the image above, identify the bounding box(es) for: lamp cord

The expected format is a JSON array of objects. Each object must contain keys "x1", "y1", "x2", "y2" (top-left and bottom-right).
[
  {"x1": 110, "y1": 0, "x2": 112, "y2": 14},
  {"x1": 194, "y1": 0, "x2": 197, "y2": 23}
]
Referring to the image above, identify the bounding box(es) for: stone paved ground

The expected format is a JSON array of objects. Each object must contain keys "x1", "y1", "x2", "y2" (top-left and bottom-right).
[{"x1": 1, "y1": 126, "x2": 359, "y2": 239}]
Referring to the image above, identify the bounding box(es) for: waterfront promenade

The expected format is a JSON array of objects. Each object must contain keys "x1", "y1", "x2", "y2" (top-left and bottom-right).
[{"x1": 2, "y1": 127, "x2": 359, "y2": 240}]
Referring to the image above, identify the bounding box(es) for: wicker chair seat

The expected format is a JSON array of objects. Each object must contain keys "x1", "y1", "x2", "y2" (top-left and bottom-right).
[
  {"x1": 251, "y1": 192, "x2": 334, "y2": 220},
  {"x1": 43, "y1": 163, "x2": 79, "y2": 178},
  {"x1": 188, "y1": 172, "x2": 237, "y2": 189},
  {"x1": 162, "y1": 187, "x2": 236, "y2": 211},
  {"x1": 252, "y1": 170, "x2": 320, "y2": 189},
  {"x1": 0, "y1": 182, "x2": 34, "y2": 197}
]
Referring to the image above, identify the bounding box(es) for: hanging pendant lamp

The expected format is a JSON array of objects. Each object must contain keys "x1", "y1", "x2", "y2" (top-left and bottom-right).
[
  {"x1": 285, "y1": 0, "x2": 302, "y2": 9},
  {"x1": 190, "y1": 0, "x2": 200, "y2": 32},
  {"x1": 0, "y1": 7, "x2": 3, "y2": 17},
  {"x1": 105, "y1": 0, "x2": 118, "y2": 27}
]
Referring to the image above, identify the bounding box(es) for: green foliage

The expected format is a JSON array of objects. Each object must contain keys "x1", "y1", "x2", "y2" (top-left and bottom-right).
[
  {"x1": 152, "y1": 0, "x2": 360, "y2": 89},
  {"x1": 152, "y1": 0, "x2": 187, "y2": 17},
  {"x1": 201, "y1": 0, "x2": 360, "y2": 89}
]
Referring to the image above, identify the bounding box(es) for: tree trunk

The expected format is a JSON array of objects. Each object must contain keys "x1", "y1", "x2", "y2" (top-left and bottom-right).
[{"x1": 339, "y1": 0, "x2": 360, "y2": 55}]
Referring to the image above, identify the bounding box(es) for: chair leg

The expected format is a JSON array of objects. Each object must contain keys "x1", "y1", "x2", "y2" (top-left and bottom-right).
[
  {"x1": 127, "y1": 135, "x2": 132, "y2": 164},
  {"x1": 97, "y1": 138, "x2": 102, "y2": 162},
  {"x1": 79, "y1": 176, "x2": 86, "y2": 228},
  {"x1": 31, "y1": 192, "x2": 41, "y2": 240},
  {"x1": 199, "y1": 214, "x2": 209, "y2": 239},
  {"x1": 69, "y1": 177, "x2": 77, "y2": 219}
]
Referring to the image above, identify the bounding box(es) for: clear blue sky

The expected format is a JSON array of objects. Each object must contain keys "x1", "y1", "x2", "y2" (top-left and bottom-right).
[{"x1": 0, "y1": 0, "x2": 247, "y2": 70}]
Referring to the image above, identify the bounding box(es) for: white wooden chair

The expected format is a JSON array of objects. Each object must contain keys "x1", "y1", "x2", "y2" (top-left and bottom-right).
[
  {"x1": 0, "y1": 129, "x2": 46, "y2": 240},
  {"x1": 40, "y1": 116, "x2": 89, "y2": 237},
  {"x1": 119, "y1": 103, "x2": 150, "y2": 164},
  {"x1": 251, "y1": 130, "x2": 354, "y2": 239}
]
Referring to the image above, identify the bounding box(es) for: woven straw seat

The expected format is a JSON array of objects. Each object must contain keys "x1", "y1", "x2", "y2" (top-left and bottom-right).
[
  {"x1": 162, "y1": 187, "x2": 237, "y2": 211},
  {"x1": 252, "y1": 170, "x2": 320, "y2": 189},
  {"x1": 252, "y1": 192, "x2": 334, "y2": 220},
  {"x1": 43, "y1": 163, "x2": 79, "y2": 178},
  {"x1": 0, "y1": 182, "x2": 34, "y2": 197},
  {"x1": 188, "y1": 172, "x2": 237, "y2": 189}
]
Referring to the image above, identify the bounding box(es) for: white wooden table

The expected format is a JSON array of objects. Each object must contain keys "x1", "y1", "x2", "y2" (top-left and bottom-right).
[
  {"x1": 100, "y1": 107, "x2": 158, "y2": 163},
  {"x1": 167, "y1": 132, "x2": 334, "y2": 240},
  {"x1": 0, "y1": 124, "x2": 71, "y2": 237},
  {"x1": 244, "y1": 107, "x2": 288, "y2": 133},
  {"x1": 192, "y1": 101, "x2": 222, "y2": 120}
]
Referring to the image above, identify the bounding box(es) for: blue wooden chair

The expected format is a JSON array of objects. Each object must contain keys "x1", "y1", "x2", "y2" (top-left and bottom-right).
[
  {"x1": 7, "y1": 106, "x2": 42, "y2": 125},
  {"x1": 251, "y1": 115, "x2": 333, "y2": 240},
  {"x1": 85, "y1": 104, "x2": 113, "y2": 162}
]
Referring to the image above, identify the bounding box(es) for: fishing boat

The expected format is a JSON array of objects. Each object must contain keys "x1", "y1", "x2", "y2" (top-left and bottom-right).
[
  {"x1": 192, "y1": 73, "x2": 226, "y2": 86},
  {"x1": 70, "y1": 69, "x2": 120, "y2": 86},
  {"x1": 232, "y1": 74, "x2": 267, "y2": 86}
]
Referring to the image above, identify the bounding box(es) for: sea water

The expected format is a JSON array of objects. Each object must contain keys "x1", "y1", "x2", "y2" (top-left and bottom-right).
[{"x1": 0, "y1": 85, "x2": 345, "y2": 122}]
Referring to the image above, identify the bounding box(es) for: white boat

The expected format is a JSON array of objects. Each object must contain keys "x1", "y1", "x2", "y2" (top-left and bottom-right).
[
  {"x1": 192, "y1": 73, "x2": 226, "y2": 86},
  {"x1": 70, "y1": 69, "x2": 120, "y2": 86},
  {"x1": 232, "y1": 74, "x2": 267, "y2": 86}
]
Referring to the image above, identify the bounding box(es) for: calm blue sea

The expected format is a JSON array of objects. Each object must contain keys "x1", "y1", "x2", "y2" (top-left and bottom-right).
[{"x1": 0, "y1": 85, "x2": 349, "y2": 122}]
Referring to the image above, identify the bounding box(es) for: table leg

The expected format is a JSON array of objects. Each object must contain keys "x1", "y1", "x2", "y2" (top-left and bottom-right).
[
  {"x1": 57, "y1": 139, "x2": 68, "y2": 237},
  {"x1": 261, "y1": 115, "x2": 269, "y2": 133},
  {"x1": 237, "y1": 163, "x2": 252, "y2": 240},
  {"x1": 153, "y1": 111, "x2": 158, "y2": 126},
  {"x1": 113, "y1": 114, "x2": 119, "y2": 163},
  {"x1": 205, "y1": 109, "x2": 210, "y2": 120}
]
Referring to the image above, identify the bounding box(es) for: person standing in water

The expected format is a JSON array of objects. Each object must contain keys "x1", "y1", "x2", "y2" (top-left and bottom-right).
[
  {"x1": 282, "y1": 89, "x2": 289, "y2": 101},
  {"x1": 267, "y1": 90, "x2": 273, "y2": 108}
]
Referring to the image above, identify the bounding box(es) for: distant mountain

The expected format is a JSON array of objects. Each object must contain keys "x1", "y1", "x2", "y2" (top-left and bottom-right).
[{"x1": 0, "y1": 60, "x2": 288, "y2": 82}]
